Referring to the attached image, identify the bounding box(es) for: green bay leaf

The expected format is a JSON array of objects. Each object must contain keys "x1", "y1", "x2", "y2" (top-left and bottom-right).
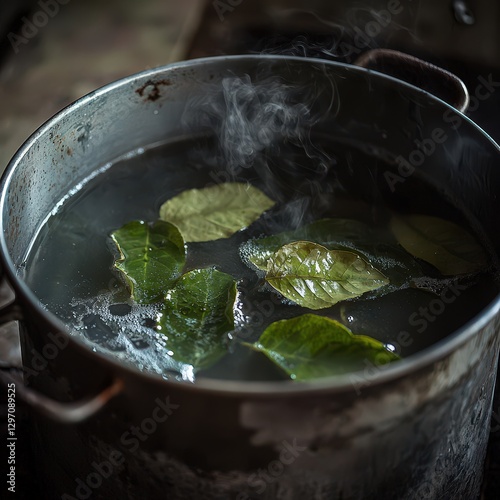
[
  {"x1": 111, "y1": 220, "x2": 186, "y2": 304},
  {"x1": 243, "y1": 217, "x2": 424, "y2": 291},
  {"x1": 160, "y1": 182, "x2": 275, "y2": 242},
  {"x1": 266, "y1": 241, "x2": 389, "y2": 309},
  {"x1": 251, "y1": 314, "x2": 400, "y2": 380},
  {"x1": 157, "y1": 268, "x2": 237, "y2": 370},
  {"x1": 242, "y1": 218, "x2": 371, "y2": 271},
  {"x1": 390, "y1": 214, "x2": 488, "y2": 276}
]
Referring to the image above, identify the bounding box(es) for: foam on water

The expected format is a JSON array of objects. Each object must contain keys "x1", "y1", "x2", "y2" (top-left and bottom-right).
[{"x1": 69, "y1": 290, "x2": 195, "y2": 382}]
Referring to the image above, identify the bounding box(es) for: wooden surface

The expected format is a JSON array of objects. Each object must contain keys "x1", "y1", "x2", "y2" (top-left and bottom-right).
[{"x1": 0, "y1": 0, "x2": 204, "y2": 174}]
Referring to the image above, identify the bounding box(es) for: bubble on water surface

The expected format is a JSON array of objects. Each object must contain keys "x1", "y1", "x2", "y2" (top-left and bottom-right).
[{"x1": 68, "y1": 290, "x2": 193, "y2": 381}]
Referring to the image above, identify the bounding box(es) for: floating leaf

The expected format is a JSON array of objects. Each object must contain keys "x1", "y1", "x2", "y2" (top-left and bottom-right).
[
  {"x1": 266, "y1": 241, "x2": 389, "y2": 309},
  {"x1": 157, "y1": 268, "x2": 237, "y2": 369},
  {"x1": 390, "y1": 215, "x2": 488, "y2": 276},
  {"x1": 159, "y1": 182, "x2": 275, "y2": 242},
  {"x1": 111, "y1": 220, "x2": 186, "y2": 304},
  {"x1": 250, "y1": 314, "x2": 400, "y2": 380},
  {"x1": 243, "y1": 218, "x2": 424, "y2": 291},
  {"x1": 242, "y1": 218, "x2": 371, "y2": 270}
]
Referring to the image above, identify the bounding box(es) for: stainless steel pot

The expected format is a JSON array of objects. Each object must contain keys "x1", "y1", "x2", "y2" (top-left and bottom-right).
[{"x1": 1, "y1": 53, "x2": 499, "y2": 500}]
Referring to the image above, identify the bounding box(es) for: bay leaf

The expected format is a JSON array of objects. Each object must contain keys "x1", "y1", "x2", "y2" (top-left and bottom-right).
[
  {"x1": 251, "y1": 314, "x2": 400, "y2": 380},
  {"x1": 111, "y1": 220, "x2": 185, "y2": 304},
  {"x1": 242, "y1": 218, "x2": 371, "y2": 271},
  {"x1": 243, "y1": 217, "x2": 424, "y2": 291},
  {"x1": 157, "y1": 268, "x2": 237, "y2": 369},
  {"x1": 159, "y1": 182, "x2": 275, "y2": 242},
  {"x1": 390, "y1": 214, "x2": 488, "y2": 276},
  {"x1": 266, "y1": 241, "x2": 389, "y2": 309}
]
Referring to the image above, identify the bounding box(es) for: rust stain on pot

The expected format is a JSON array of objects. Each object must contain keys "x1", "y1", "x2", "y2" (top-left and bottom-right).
[{"x1": 135, "y1": 79, "x2": 172, "y2": 102}]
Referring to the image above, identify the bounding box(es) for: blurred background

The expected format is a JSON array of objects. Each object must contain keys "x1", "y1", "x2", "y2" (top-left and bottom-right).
[{"x1": 0, "y1": 0, "x2": 499, "y2": 497}]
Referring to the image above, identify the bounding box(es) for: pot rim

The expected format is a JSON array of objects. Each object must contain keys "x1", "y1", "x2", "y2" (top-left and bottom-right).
[{"x1": 1, "y1": 54, "x2": 500, "y2": 397}]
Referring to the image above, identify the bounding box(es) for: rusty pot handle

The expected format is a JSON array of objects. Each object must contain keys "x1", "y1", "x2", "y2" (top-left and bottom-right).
[
  {"x1": 354, "y1": 49, "x2": 470, "y2": 113},
  {"x1": 0, "y1": 294, "x2": 124, "y2": 424}
]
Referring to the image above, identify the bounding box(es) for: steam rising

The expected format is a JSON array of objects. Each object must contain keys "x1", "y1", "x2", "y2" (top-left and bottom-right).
[
  {"x1": 187, "y1": 69, "x2": 338, "y2": 182},
  {"x1": 220, "y1": 75, "x2": 312, "y2": 173},
  {"x1": 181, "y1": 66, "x2": 341, "y2": 231},
  {"x1": 256, "y1": 5, "x2": 416, "y2": 63}
]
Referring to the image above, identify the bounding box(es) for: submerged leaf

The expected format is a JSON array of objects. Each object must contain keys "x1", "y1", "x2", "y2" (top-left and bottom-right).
[
  {"x1": 111, "y1": 220, "x2": 185, "y2": 304},
  {"x1": 251, "y1": 314, "x2": 400, "y2": 380},
  {"x1": 242, "y1": 218, "x2": 371, "y2": 271},
  {"x1": 390, "y1": 215, "x2": 488, "y2": 276},
  {"x1": 266, "y1": 241, "x2": 389, "y2": 309},
  {"x1": 160, "y1": 182, "x2": 275, "y2": 242},
  {"x1": 157, "y1": 268, "x2": 237, "y2": 369}
]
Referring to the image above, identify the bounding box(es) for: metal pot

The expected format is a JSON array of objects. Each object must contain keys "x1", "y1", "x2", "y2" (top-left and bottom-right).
[{"x1": 1, "y1": 53, "x2": 499, "y2": 500}]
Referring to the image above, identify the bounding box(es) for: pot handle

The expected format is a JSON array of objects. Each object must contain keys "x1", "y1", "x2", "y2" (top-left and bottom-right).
[
  {"x1": 0, "y1": 289, "x2": 124, "y2": 424},
  {"x1": 0, "y1": 368, "x2": 123, "y2": 424},
  {"x1": 354, "y1": 49, "x2": 470, "y2": 113}
]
